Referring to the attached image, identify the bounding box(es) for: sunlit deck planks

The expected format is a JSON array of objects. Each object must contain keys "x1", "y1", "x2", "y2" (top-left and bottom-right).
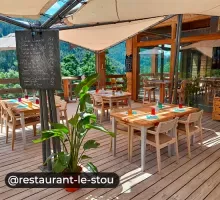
[{"x1": 0, "y1": 103, "x2": 220, "y2": 200}]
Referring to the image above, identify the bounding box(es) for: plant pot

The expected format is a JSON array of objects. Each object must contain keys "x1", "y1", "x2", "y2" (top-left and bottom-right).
[{"x1": 65, "y1": 166, "x2": 82, "y2": 192}]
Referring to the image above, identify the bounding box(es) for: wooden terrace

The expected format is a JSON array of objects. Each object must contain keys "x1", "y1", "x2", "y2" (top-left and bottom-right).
[{"x1": 0, "y1": 103, "x2": 220, "y2": 200}]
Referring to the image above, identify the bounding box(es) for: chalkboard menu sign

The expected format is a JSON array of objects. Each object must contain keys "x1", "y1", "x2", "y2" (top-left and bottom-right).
[
  {"x1": 212, "y1": 47, "x2": 220, "y2": 69},
  {"x1": 15, "y1": 30, "x2": 62, "y2": 89},
  {"x1": 125, "y1": 55, "x2": 132, "y2": 72}
]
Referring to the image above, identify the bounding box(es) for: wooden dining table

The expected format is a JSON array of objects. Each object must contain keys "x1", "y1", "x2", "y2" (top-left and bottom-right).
[
  {"x1": 89, "y1": 90, "x2": 132, "y2": 110},
  {"x1": 110, "y1": 103, "x2": 199, "y2": 171},
  {"x1": 2, "y1": 97, "x2": 61, "y2": 149},
  {"x1": 147, "y1": 80, "x2": 170, "y2": 103}
]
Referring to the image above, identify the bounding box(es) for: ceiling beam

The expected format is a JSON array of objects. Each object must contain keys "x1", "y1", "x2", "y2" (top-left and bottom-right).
[{"x1": 137, "y1": 32, "x2": 220, "y2": 47}]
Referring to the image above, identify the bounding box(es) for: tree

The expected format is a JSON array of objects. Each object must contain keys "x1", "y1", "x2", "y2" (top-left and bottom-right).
[
  {"x1": 61, "y1": 54, "x2": 81, "y2": 76},
  {"x1": 80, "y1": 52, "x2": 96, "y2": 76}
]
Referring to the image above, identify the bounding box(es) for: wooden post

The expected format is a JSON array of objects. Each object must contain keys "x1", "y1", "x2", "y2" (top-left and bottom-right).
[
  {"x1": 132, "y1": 35, "x2": 139, "y2": 101},
  {"x1": 63, "y1": 79, "x2": 69, "y2": 102},
  {"x1": 126, "y1": 38, "x2": 133, "y2": 94},
  {"x1": 169, "y1": 22, "x2": 177, "y2": 102},
  {"x1": 151, "y1": 54, "x2": 156, "y2": 75},
  {"x1": 96, "y1": 52, "x2": 106, "y2": 89}
]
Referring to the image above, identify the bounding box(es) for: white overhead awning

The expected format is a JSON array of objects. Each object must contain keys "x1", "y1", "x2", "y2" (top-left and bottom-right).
[
  {"x1": 65, "y1": 0, "x2": 220, "y2": 25},
  {"x1": 181, "y1": 40, "x2": 220, "y2": 57},
  {"x1": 61, "y1": 0, "x2": 220, "y2": 52},
  {"x1": 0, "y1": 33, "x2": 16, "y2": 51},
  {"x1": 0, "y1": 0, "x2": 56, "y2": 18},
  {"x1": 60, "y1": 17, "x2": 164, "y2": 52}
]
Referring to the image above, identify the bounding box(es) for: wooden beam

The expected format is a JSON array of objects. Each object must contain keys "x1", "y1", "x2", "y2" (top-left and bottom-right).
[
  {"x1": 132, "y1": 35, "x2": 139, "y2": 101},
  {"x1": 137, "y1": 32, "x2": 220, "y2": 47},
  {"x1": 137, "y1": 39, "x2": 173, "y2": 47},
  {"x1": 181, "y1": 33, "x2": 220, "y2": 43},
  {"x1": 154, "y1": 14, "x2": 211, "y2": 28},
  {"x1": 96, "y1": 52, "x2": 106, "y2": 89}
]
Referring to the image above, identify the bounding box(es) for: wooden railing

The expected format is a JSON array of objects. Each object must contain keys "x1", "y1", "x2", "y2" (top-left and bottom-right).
[
  {"x1": 0, "y1": 74, "x2": 127, "y2": 97},
  {"x1": 0, "y1": 78, "x2": 22, "y2": 95}
]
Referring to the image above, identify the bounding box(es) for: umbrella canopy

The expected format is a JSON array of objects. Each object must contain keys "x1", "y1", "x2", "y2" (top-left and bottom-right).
[
  {"x1": 0, "y1": 33, "x2": 16, "y2": 51},
  {"x1": 59, "y1": 17, "x2": 164, "y2": 52},
  {"x1": 65, "y1": 0, "x2": 220, "y2": 25},
  {"x1": 139, "y1": 47, "x2": 164, "y2": 55},
  {"x1": 181, "y1": 40, "x2": 220, "y2": 57},
  {"x1": 61, "y1": 0, "x2": 220, "y2": 52},
  {"x1": 0, "y1": 0, "x2": 56, "y2": 18}
]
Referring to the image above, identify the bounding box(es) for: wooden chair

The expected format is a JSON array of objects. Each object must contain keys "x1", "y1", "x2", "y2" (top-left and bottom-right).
[
  {"x1": 59, "y1": 100, "x2": 69, "y2": 128},
  {"x1": 172, "y1": 80, "x2": 187, "y2": 104},
  {"x1": 0, "y1": 101, "x2": 8, "y2": 133},
  {"x1": 177, "y1": 110, "x2": 203, "y2": 159},
  {"x1": 6, "y1": 107, "x2": 40, "y2": 150},
  {"x1": 109, "y1": 108, "x2": 139, "y2": 159},
  {"x1": 54, "y1": 95, "x2": 61, "y2": 104},
  {"x1": 132, "y1": 117, "x2": 179, "y2": 173},
  {"x1": 92, "y1": 95, "x2": 111, "y2": 123},
  {"x1": 142, "y1": 78, "x2": 156, "y2": 104}
]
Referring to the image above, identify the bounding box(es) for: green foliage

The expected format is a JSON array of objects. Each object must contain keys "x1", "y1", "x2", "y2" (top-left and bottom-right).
[
  {"x1": 33, "y1": 74, "x2": 114, "y2": 173},
  {"x1": 60, "y1": 52, "x2": 119, "y2": 77}
]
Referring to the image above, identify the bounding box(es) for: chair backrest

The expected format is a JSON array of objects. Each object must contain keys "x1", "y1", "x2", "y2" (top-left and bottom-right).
[
  {"x1": 187, "y1": 110, "x2": 203, "y2": 124},
  {"x1": 60, "y1": 100, "x2": 67, "y2": 110},
  {"x1": 6, "y1": 107, "x2": 15, "y2": 119},
  {"x1": 180, "y1": 80, "x2": 187, "y2": 91},
  {"x1": 54, "y1": 95, "x2": 61, "y2": 104},
  {"x1": 0, "y1": 101, "x2": 7, "y2": 111},
  {"x1": 156, "y1": 117, "x2": 179, "y2": 134},
  {"x1": 92, "y1": 95, "x2": 103, "y2": 105},
  {"x1": 143, "y1": 77, "x2": 149, "y2": 87}
]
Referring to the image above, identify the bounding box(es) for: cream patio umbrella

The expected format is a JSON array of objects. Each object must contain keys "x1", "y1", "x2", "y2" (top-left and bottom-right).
[
  {"x1": 181, "y1": 40, "x2": 220, "y2": 57},
  {"x1": 0, "y1": 0, "x2": 56, "y2": 19},
  {"x1": 0, "y1": 33, "x2": 16, "y2": 51}
]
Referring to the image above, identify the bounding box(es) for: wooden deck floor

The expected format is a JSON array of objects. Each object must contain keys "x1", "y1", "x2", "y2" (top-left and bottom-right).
[{"x1": 1, "y1": 103, "x2": 220, "y2": 200}]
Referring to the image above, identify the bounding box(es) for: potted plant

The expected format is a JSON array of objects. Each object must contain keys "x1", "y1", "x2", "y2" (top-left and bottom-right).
[{"x1": 33, "y1": 74, "x2": 114, "y2": 192}]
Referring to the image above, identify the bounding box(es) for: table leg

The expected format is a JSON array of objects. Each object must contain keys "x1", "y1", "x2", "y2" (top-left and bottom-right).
[
  {"x1": 20, "y1": 112, "x2": 26, "y2": 149},
  {"x1": 109, "y1": 99, "x2": 112, "y2": 110},
  {"x1": 112, "y1": 117, "x2": 116, "y2": 156},
  {"x1": 141, "y1": 126, "x2": 147, "y2": 172},
  {"x1": 128, "y1": 97, "x2": 131, "y2": 108},
  {"x1": 168, "y1": 128, "x2": 176, "y2": 156},
  {"x1": 160, "y1": 83, "x2": 165, "y2": 103}
]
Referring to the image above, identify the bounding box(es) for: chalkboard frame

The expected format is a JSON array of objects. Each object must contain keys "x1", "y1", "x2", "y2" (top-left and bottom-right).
[{"x1": 15, "y1": 29, "x2": 62, "y2": 90}]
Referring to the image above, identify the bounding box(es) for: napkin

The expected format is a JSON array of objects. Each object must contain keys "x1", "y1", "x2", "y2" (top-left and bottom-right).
[
  {"x1": 7, "y1": 99, "x2": 17, "y2": 103},
  {"x1": 146, "y1": 115, "x2": 159, "y2": 120},
  {"x1": 17, "y1": 105, "x2": 27, "y2": 109},
  {"x1": 125, "y1": 111, "x2": 137, "y2": 114},
  {"x1": 173, "y1": 108, "x2": 186, "y2": 112}
]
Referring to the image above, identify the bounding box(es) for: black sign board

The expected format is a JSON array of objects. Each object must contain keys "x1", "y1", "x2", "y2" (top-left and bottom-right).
[
  {"x1": 212, "y1": 47, "x2": 220, "y2": 69},
  {"x1": 15, "y1": 30, "x2": 62, "y2": 89},
  {"x1": 125, "y1": 55, "x2": 132, "y2": 72}
]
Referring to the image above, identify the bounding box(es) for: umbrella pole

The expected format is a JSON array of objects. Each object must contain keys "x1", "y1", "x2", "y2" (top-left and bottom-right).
[{"x1": 172, "y1": 14, "x2": 183, "y2": 104}]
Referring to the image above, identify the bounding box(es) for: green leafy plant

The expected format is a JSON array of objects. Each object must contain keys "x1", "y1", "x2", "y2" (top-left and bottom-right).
[{"x1": 33, "y1": 74, "x2": 114, "y2": 173}]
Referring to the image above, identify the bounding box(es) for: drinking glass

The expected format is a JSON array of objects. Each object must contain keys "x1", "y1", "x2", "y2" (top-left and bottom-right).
[
  {"x1": 128, "y1": 108, "x2": 132, "y2": 115},
  {"x1": 151, "y1": 107, "x2": 156, "y2": 115},
  {"x1": 179, "y1": 103, "x2": 183, "y2": 108},
  {"x1": 18, "y1": 97, "x2": 22, "y2": 102},
  {"x1": 28, "y1": 102, "x2": 32, "y2": 108}
]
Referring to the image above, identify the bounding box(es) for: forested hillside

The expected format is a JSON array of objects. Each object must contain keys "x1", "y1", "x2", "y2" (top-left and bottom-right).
[{"x1": 0, "y1": 21, "x2": 171, "y2": 77}]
